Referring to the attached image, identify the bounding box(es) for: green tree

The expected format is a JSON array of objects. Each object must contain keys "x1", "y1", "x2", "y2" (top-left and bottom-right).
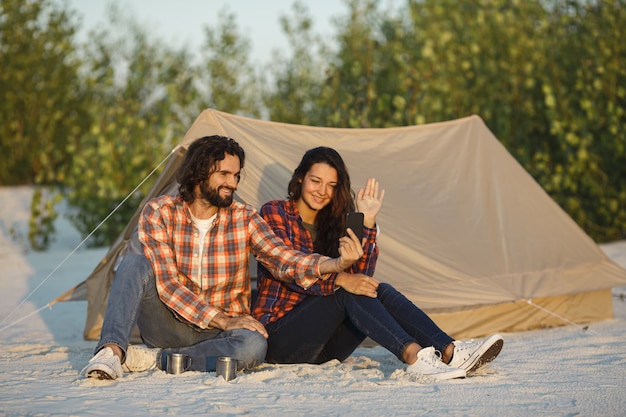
[
  {"x1": 0, "y1": 0, "x2": 88, "y2": 185},
  {"x1": 0, "y1": 0, "x2": 89, "y2": 249},
  {"x1": 64, "y1": 4, "x2": 200, "y2": 246},
  {"x1": 536, "y1": 1, "x2": 626, "y2": 241},
  {"x1": 324, "y1": 0, "x2": 410, "y2": 128},
  {"x1": 201, "y1": 8, "x2": 262, "y2": 118},
  {"x1": 266, "y1": 0, "x2": 625, "y2": 241},
  {"x1": 263, "y1": 1, "x2": 328, "y2": 125}
]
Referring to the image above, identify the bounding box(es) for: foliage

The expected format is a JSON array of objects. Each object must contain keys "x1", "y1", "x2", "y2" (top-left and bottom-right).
[
  {"x1": 62, "y1": 4, "x2": 261, "y2": 247},
  {"x1": 397, "y1": 0, "x2": 625, "y2": 241},
  {"x1": 534, "y1": 0, "x2": 626, "y2": 241},
  {"x1": 318, "y1": 0, "x2": 401, "y2": 128},
  {"x1": 273, "y1": 0, "x2": 625, "y2": 242},
  {"x1": 0, "y1": 0, "x2": 89, "y2": 250},
  {"x1": 2, "y1": 0, "x2": 624, "y2": 245},
  {"x1": 62, "y1": 4, "x2": 200, "y2": 246},
  {"x1": 0, "y1": 0, "x2": 88, "y2": 185},
  {"x1": 28, "y1": 187, "x2": 61, "y2": 250},
  {"x1": 201, "y1": 9, "x2": 262, "y2": 118},
  {"x1": 262, "y1": 2, "x2": 328, "y2": 124}
]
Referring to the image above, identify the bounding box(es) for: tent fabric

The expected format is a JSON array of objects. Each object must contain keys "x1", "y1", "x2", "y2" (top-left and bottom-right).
[{"x1": 62, "y1": 109, "x2": 626, "y2": 340}]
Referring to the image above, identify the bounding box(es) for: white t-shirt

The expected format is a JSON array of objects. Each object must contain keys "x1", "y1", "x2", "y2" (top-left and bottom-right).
[{"x1": 188, "y1": 210, "x2": 217, "y2": 284}]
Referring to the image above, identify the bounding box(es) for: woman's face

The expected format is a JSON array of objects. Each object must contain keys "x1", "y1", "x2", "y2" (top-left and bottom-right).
[{"x1": 298, "y1": 162, "x2": 338, "y2": 213}]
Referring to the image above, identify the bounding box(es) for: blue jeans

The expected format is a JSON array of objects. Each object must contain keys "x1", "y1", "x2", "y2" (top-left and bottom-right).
[
  {"x1": 96, "y1": 254, "x2": 267, "y2": 372},
  {"x1": 264, "y1": 283, "x2": 453, "y2": 364}
]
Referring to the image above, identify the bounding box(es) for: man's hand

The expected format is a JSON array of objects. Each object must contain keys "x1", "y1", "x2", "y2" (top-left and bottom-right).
[
  {"x1": 336, "y1": 227, "x2": 364, "y2": 270},
  {"x1": 335, "y1": 272, "x2": 379, "y2": 298},
  {"x1": 318, "y1": 228, "x2": 364, "y2": 274},
  {"x1": 211, "y1": 313, "x2": 268, "y2": 338}
]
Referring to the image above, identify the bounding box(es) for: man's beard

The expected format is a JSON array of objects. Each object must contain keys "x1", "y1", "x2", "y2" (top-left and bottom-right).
[{"x1": 200, "y1": 182, "x2": 234, "y2": 207}]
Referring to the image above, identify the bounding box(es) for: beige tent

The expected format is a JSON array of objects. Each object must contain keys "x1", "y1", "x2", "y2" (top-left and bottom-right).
[{"x1": 57, "y1": 109, "x2": 626, "y2": 340}]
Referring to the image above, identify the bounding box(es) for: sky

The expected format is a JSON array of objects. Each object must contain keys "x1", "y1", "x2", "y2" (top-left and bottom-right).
[{"x1": 56, "y1": 0, "x2": 366, "y2": 64}]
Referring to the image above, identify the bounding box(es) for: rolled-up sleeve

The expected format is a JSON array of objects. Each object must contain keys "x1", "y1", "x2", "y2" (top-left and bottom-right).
[{"x1": 248, "y1": 211, "x2": 330, "y2": 289}]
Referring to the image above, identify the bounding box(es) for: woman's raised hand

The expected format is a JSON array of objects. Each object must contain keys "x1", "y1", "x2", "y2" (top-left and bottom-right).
[{"x1": 356, "y1": 178, "x2": 385, "y2": 228}]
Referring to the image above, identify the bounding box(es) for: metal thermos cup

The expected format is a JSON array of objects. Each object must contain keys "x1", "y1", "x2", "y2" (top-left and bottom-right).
[
  {"x1": 215, "y1": 356, "x2": 237, "y2": 381},
  {"x1": 166, "y1": 353, "x2": 192, "y2": 374}
]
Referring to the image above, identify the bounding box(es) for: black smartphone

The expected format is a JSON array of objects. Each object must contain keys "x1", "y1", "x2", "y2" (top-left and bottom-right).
[{"x1": 346, "y1": 211, "x2": 364, "y2": 242}]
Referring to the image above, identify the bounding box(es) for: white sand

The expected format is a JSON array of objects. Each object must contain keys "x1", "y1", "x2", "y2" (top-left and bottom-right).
[{"x1": 1, "y1": 187, "x2": 625, "y2": 416}]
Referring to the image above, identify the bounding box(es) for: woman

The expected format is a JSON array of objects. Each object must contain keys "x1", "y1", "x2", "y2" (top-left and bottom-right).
[{"x1": 251, "y1": 147, "x2": 503, "y2": 380}]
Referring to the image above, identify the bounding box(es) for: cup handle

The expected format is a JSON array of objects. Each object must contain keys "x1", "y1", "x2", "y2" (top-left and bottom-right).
[{"x1": 186, "y1": 357, "x2": 192, "y2": 371}]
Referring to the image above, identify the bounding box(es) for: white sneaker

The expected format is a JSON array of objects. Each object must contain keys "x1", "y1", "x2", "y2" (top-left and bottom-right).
[
  {"x1": 449, "y1": 334, "x2": 504, "y2": 374},
  {"x1": 122, "y1": 345, "x2": 160, "y2": 372},
  {"x1": 81, "y1": 347, "x2": 123, "y2": 380},
  {"x1": 406, "y1": 346, "x2": 466, "y2": 380}
]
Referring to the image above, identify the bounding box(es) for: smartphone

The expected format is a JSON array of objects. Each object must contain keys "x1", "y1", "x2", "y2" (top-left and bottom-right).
[{"x1": 346, "y1": 211, "x2": 364, "y2": 242}]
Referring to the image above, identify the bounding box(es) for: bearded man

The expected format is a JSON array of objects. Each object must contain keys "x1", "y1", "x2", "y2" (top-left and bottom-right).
[{"x1": 82, "y1": 135, "x2": 362, "y2": 380}]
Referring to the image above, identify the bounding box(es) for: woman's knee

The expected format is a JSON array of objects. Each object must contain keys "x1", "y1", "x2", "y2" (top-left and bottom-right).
[
  {"x1": 377, "y1": 282, "x2": 395, "y2": 293},
  {"x1": 377, "y1": 282, "x2": 401, "y2": 301}
]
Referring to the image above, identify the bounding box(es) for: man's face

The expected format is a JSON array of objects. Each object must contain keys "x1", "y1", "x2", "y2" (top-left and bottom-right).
[{"x1": 200, "y1": 153, "x2": 241, "y2": 207}]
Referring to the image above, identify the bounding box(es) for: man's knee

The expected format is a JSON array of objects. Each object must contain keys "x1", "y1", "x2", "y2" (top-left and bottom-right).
[
  {"x1": 231, "y1": 329, "x2": 267, "y2": 369},
  {"x1": 117, "y1": 253, "x2": 152, "y2": 276},
  {"x1": 115, "y1": 254, "x2": 155, "y2": 290}
]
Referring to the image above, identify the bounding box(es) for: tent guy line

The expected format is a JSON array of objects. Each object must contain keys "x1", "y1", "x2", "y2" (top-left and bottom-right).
[
  {"x1": 0, "y1": 303, "x2": 52, "y2": 333},
  {"x1": 525, "y1": 299, "x2": 589, "y2": 332},
  {"x1": 0, "y1": 149, "x2": 176, "y2": 331}
]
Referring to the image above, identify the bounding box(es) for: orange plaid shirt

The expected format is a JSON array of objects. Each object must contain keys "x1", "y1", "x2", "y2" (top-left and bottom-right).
[{"x1": 139, "y1": 195, "x2": 331, "y2": 329}]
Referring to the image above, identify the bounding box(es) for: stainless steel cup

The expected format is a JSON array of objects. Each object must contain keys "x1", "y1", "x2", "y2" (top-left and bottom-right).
[
  {"x1": 166, "y1": 353, "x2": 192, "y2": 374},
  {"x1": 215, "y1": 356, "x2": 237, "y2": 381}
]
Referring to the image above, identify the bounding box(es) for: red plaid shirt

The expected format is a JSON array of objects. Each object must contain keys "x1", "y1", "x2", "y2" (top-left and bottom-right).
[
  {"x1": 139, "y1": 195, "x2": 331, "y2": 329},
  {"x1": 252, "y1": 199, "x2": 379, "y2": 325}
]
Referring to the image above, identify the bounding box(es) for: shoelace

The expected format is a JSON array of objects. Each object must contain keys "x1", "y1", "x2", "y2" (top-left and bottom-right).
[
  {"x1": 423, "y1": 349, "x2": 445, "y2": 368},
  {"x1": 455, "y1": 340, "x2": 479, "y2": 358}
]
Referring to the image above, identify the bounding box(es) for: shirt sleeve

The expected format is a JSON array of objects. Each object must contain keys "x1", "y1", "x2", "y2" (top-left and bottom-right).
[
  {"x1": 138, "y1": 200, "x2": 217, "y2": 328},
  {"x1": 248, "y1": 209, "x2": 331, "y2": 290},
  {"x1": 259, "y1": 202, "x2": 338, "y2": 295}
]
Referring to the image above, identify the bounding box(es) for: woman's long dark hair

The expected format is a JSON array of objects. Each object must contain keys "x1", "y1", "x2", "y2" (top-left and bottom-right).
[
  {"x1": 177, "y1": 135, "x2": 245, "y2": 203},
  {"x1": 288, "y1": 147, "x2": 355, "y2": 257}
]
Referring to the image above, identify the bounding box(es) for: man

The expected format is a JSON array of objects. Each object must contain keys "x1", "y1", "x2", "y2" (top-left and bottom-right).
[{"x1": 82, "y1": 135, "x2": 362, "y2": 380}]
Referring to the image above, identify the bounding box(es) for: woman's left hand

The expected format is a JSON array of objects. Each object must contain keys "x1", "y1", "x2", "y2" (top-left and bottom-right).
[
  {"x1": 356, "y1": 178, "x2": 385, "y2": 228},
  {"x1": 335, "y1": 272, "x2": 379, "y2": 298}
]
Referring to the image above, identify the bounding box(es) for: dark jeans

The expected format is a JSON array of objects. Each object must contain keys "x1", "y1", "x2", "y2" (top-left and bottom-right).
[
  {"x1": 96, "y1": 254, "x2": 267, "y2": 372},
  {"x1": 264, "y1": 283, "x2": 453, "y2": 364}
]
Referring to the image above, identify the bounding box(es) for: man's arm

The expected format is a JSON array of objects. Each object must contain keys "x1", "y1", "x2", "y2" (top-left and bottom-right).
[
  {"x1": 318, "y1": 228, "x2": 363, "y2": 273},
  {"x1": 248, "y1": 210, "x2": 362, "y2": 289},
  {"x1": 258, "y1": 201, "x2": 339, "y2": 296}
]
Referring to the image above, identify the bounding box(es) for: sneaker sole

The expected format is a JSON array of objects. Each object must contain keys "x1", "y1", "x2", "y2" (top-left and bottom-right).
[
  {"x1": 467, "y1": 337, "x2": 504, "y2": 374},
  {"x1": 429, "y1": 368, "x2": 467, "y2": 380},
  {"x1": 86, "y1": 370, "x2": 115, "y2": 380}
]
